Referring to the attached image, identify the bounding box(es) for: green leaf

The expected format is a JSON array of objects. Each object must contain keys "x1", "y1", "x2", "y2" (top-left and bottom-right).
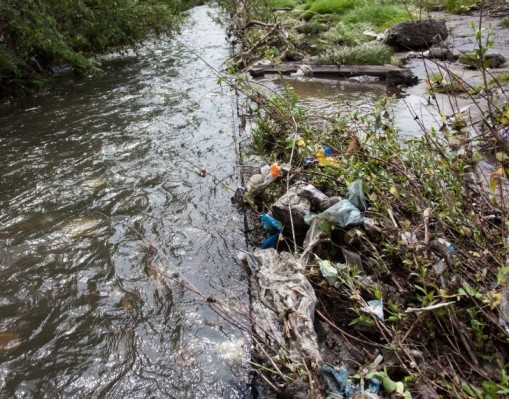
[
  {"x1": 482, "y1": 381, "x2": 500, "y2": 398},
  {"x1": 460, "y1": 281, "x2": 483, "y2": 300},
  {"x1": 498, "y1": 266, "x2": 509, "y2": 285},
  {"x1": 496, "y1": 152, "x2": 509, "y2": 162},
  {"x1": 366, "y1": 371, "x2": 398, "y2": 393},
  {"x1": 318, "y1": 220, "x2": 331, "y2": 233}
]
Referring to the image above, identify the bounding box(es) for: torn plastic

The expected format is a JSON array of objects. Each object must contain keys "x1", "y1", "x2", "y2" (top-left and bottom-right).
[
  {"x1": 433, "y1": 260, "x2": 446, "y2": 275},
  {"x1": 247, "y1": 248, "x2": 323, "y2": 370},
  {"x1": 347, "y1": 179, "x2": 367, "y2": 211},
  {"x1": 260, "y1": 214, "x2": 282, "y2": 249},
  {"x1": 271, "y1": 183, "x2": 312, "y2": 233},
  {"x1": 238, "y1": 250, "x2": 260, "y2": 273},
  {"x1": 246, "y1": 163, "x2": 285, "y2": 195},
  {"x1": 400, "y1": 231, "x2": 418, "y2": 246},
  {"x1": 364, "y1": 299, "x2": 384, "y2": 321},
  {"x1": 298, "y1": 184, "x2": 341, "y2": 211},
  {"x1": 437, "y1": 238, "x2": 455, "y2": 252},
  {"x1": 500, "y1": 286, "x2": 509, "y2": 334},
  {"x1": 323, "y1": 364, "x2": 381, "y2": 398},
  {"x1": 305, "y1": 181, "x2": 367, "y2": 229},
  {"x1": 318, "y1": 257, "x2": 347, "y2": 286},
  {"x1": 499, "y1": 265, "x2": 509, "y2": 333},
  {"x1": 318, "y1": 258, "x2": 337, "y2": 286}
]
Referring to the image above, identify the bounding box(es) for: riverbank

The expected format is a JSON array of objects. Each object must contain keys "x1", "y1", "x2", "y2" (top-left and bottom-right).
[
  {"x1": 0, "y1": 0, "x2": 203, "y2": 98},
  {"x1": 225, "y1": 0, "x2": 509, "y2": 397}
]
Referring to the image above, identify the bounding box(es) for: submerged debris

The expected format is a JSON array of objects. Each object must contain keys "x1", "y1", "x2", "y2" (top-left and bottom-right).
[{"x1": 242, "y1": 248, "x2": 322, "y2": 372}]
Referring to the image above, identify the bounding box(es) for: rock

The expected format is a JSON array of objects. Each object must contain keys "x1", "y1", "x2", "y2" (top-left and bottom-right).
[
  {"x1": 383, "y1": 19, "x2": 449, "y2": 50},
  {"x1": 424, "y1": 47, "x2": 456, "y2": 61},
  {"x1": 459, "y1": 53, "x2": 506, "y2": 69},
  {"x1": 385, "y1": 69, "x2": 418, "y2": 86},
  {"x1": 282, "y1": 49, "x2": 304, "y2": 62}
]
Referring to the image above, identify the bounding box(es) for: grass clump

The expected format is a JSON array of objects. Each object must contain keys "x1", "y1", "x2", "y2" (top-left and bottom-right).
[
  {"x1": 319, "y1": 21, "x2": 373, "y2": 46},
  {"x1": 268, "y1": 0, "x2": 298, "y2": 9},
  {"x1": 319, "y1": 43, "x2": 394, "y2": 65},
  {"x1": 427, "y1": 72, "x2": 471, "y2": 94},
  {"x1": 342, "y1": 4, "x2": 414, "y2": 31},
  {"x1": 443, "y1": 0, "x2": 478, "y2": 13},
  {"x1": 297, "y1": 21, "x2": 329, "y2": 35},
  {"x1": 501, "y1": 17, "x2": 509, "y2": 29},
  {"x1": 302, "y1": 0, "x2": 359, "y2": 19}
]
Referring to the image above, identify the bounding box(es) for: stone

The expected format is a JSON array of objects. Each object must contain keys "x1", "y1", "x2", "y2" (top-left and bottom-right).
[
  {"x1": 424, "y1": 47, "x2": 456, "y2": 61},
  {"x1": 281, "y1": 49, "x2": 304, "y2": 62},
  {"x1": 385, "y1": 69, "x2": 418, "y2": 86},
  {"x1": 383, "y1": 19, "x2": 449, "y2": 50},
  {"x1": 459, "y1": 53, "x2": 507, "y2": 69}
]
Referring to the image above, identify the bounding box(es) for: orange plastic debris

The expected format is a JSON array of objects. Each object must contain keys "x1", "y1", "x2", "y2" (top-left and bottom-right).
[{"x1": 270, "y1": 163, "x2": 281, "y2": 177}]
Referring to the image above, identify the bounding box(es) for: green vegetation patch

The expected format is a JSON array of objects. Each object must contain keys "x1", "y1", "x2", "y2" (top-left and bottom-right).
[
  {"x1": 269, "y1": 0, "x2": 298, "y2": 9},
  {"x1": 296, "y1": 21, "x2": 329, "y2": 35},
  {"x1": 342, "y1": 4, "x2": 413, "y2": 31},
  {"x1": 443, "y1": 0, "x2": 478, "y2": 13},
  {"x1": 307, "y1": 0, "x2": 360, "y2": 15},
  {"x1": 0, "y1": 0, "x2": 188, "y2": 97},
  {"x1": 319, "y1": 43, "x2": 394, "y2": 65}
]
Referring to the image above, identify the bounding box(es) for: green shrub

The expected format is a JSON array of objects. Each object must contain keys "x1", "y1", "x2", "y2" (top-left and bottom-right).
[{"x1": 0, "y1": 0, "x2": 185, "y2": 97}]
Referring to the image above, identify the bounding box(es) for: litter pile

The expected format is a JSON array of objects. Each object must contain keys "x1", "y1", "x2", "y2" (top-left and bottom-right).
[{"x1": 232, "y1": 90, "x2": 509, "y2": 398}]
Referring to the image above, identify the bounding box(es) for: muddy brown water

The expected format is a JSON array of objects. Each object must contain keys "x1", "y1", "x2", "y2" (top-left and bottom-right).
[{"x1": 0, "y1": 7, "x2": 251, "y2": 398}]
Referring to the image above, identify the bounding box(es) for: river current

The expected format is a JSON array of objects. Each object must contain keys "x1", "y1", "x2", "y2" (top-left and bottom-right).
[{"x1": 0, "y1": 6, "x2": 250, "y2": 398}]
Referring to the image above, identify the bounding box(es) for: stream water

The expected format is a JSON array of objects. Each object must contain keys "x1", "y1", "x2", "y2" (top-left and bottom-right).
[{"x1": 0, "y1": 6, "x2": 251, "y2": 398}]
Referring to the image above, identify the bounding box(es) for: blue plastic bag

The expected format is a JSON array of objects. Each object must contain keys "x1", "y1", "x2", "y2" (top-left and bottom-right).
[{"x1": 260, "y1": 214, "x2": 282, "y2": 248}]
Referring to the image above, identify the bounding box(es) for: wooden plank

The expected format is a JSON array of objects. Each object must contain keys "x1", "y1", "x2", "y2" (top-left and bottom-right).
[{"x1": 249, "y1": 63, "x2": 405, "y2": 78}]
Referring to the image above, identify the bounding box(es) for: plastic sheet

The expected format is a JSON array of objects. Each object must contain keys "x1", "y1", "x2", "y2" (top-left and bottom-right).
[
  {"x1": 305, "y1": 180, "x2": 367, "y2": 229},
  {"x1": 319, "y1": 199, "x2": 366, "y2": 228},
  {"x1": 248, "y1": 248, "x2": 323, "y2": 370},
  {"x1": 271, "y1": 183, "x2": 312, "y2": 233},
  {"x1": 318, "y1": 258, "x2": 339, "y2": 286},
  {"x1": 347, "y1": 179, "x2": 367, "y2": 211}
]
